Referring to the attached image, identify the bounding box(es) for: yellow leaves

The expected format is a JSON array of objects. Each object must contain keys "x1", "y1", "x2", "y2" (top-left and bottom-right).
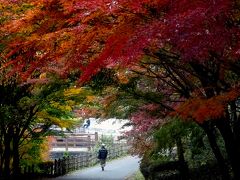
[
  {"x1": 50, "y1": 101, "x2": 72, "y2": 111},
  {"x1": 86, "y1": 95, "x2": 96, "y2": 102},
  {"x1": 20, "y1": 25, "x2": 35, "y2": 35},
  {"x1": 40, "y1": 138, "x2": 51, "y2": 161},
  {"x1": 37, "y1": 111, "x2": 60, "y2": 123},
  {"x1": 67, "y1": 100, "x2": 75, "y2": 106},
  {"x1": 27, "y1": 33, "x2": 40, "y2": 42},
  {"x1": 39, "y1": 72, "x2": 47, "y2": 79},
  {"x1": 64, "y1": 86, "x2": 98, "y2": 103},
  {"x1": 0, "y1": 3, "x2": 5, "y2": 10},
  {"x1": 36, "y1": 110, "x2": 72, "y2": 127},
  {"x1": 64, "y1": 87, "x2": 82, "y2": 96}
]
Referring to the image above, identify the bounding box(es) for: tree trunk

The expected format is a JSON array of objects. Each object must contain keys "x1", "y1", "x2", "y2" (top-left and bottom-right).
[
  {"x1": 0, "y1": 132, "x2": 3, "y2": 175},
  {"x1": 201, "y1": 122, "x2": 231, "y2": 180},
  {"x1": 216, "y1": 118, "x2": 240, "y2": 180},
  {"x1": 229, "y1": 101, "x2": 240, "y2": 151},
  {"x1": 3, "y1": 132, "x2": 12, "y2": 177},
  {"x1": 176, "y1": 137, "x2": 189, "y2": 180},
  {"x1": 12, "y1": 135, "x2": 21, "y2": 177}
]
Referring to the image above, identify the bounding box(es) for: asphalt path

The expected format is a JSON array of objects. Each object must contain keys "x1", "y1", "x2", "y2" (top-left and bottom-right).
[{"x1": 55, "y1": 155, "x2": 141, "y2": 180}]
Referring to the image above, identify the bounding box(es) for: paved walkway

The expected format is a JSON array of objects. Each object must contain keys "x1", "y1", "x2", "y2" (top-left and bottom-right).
[{"x1": 54, "y1": 155, "x2": 140, "y2": 180}]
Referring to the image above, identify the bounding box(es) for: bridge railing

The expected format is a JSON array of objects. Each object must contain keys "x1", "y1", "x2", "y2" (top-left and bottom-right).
[
  {"x1": 51, "y1": 132, "x2": 99, "y2": 151},
  {"x1": 21, "y1": 143, "x2": 130, "y2": 178}
]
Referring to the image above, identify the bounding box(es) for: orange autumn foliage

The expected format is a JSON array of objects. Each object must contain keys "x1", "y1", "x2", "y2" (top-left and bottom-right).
[{"x1": 175, "y1": 89, "x2": 240, "y2": 123}]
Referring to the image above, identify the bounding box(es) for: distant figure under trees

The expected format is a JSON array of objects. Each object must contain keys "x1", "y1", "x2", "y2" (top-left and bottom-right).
[{"x1": 83, "y1": 119, "x2": 90, "y2": 128}]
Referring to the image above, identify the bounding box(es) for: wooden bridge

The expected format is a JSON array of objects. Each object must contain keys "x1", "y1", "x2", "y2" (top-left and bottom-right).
[{"x1": 50, "y1": 132, "x2": 99, "y2": 151}]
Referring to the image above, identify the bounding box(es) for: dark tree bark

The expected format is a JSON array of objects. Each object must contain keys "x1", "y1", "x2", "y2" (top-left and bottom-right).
[
  {"x1": 0, "y1": 129, "x2": 3, "y2": 175},
  {"x1": 176, "y1": 137, "x2": 189, "y2": 180},
  {"x1": 12, "y1": 132, "x2": 21, "y2": 176},
  {"x1": 200, "y1": 122, "x2": 231, "y2": 180},
  {"x1": 229, "y1": 101, "x2": 240, "y2": 150},
  {"x1": 216, "y1": 118, "x2": 240, "y2": 180},
  {"x1": 3, "y1": 128, "x2": 13, "y2": 177}
]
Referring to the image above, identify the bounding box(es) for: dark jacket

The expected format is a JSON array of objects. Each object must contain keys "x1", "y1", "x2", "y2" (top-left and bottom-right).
[{"x1": 98, "y1": 147, "x2": 108, "y2": 159}]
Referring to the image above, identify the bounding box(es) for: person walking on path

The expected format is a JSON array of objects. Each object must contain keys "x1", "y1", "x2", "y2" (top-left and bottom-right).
[{"x1": 98, "y1": 144, "x2": 108, "y2": 171}]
